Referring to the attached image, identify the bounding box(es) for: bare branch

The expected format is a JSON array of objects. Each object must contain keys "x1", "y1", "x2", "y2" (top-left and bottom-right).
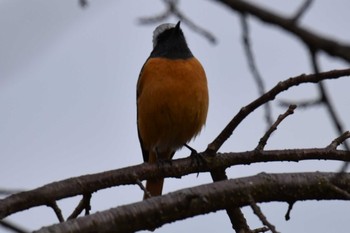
[
  {"x1": 206, "y1": 68, "x2": 350, "y2": 154},
  {"x1": 33, "y1": 172, "x2": 350, "y2": 233},
  {"x1": 279, "y1": 97, "x2": 322, "y2": 108},
  {"x1": 138, "y1": 0, "x2": 174, "y2": 24},
  {"x1": 225, "y1": 207, "x2": 251, "y2": 233},
  {"x1": 2, "y1": 148, "x2": 350, "y2": 219},
  {"x1": 171, "y1": 8, "x2": 217, "y2": 44},
  {"x1": 256, "y1": 105, "x2": 297, "y2": 151},
  {"x1": 291, "y1": 0, "x2": 313, "y2": 23},
  {"x1": 215, "y1": 0, "x2": 350, "y2": 62},
  {"x1": 326, "y1": 131, "x2": 350, "y2": 151},
  {"x1": 47, "y1": 202, "x2": 64, "y2": 223},
  {"x1": 284, "y1": 201, "x2": 295, "y2": 221},
  {"x1": 309, "y1": 51, "x2": 350, "y2": 177},
  {"x1": 209, "y1": 163, "x2": 251, "y2": 231},
  {"x1": 240, "y1": 13, "x2": 273, "y2": 126},
  {"x1": 310, "y1": 52, "x2": 349, "y2": 150},
  {"x1": 249, "y1": 195, "x2": 279, "y2": 233},
  {"x1": 68, "y1": 193, "x2": 92, "y2": 220},
  {"x1": 135, "y1": 179, "x2": 150, "y2": 199}
]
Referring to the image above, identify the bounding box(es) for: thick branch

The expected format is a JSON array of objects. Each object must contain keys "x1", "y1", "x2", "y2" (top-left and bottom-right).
[
  {"x1": 215, "y1": 0, "x2": 350, "y2": 63},
  {"x1": 34, "y1": 172, "x2": 350, "y2": 233},
  {"x1": 1, "y1": 148, "x2": 350, "y2": 219}
]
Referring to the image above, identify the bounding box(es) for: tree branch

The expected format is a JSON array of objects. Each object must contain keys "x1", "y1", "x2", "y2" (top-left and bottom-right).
[
  {"x1": 240, "y1": 13, "x2": 273, "y2": 126},
  {"x1": 327, "y1": 131, "x2": 350, "y2": 151},
  {"x1": 206, "y1": 68, "x2": 350, "y2": 154},
  {"x1": 33, "y1": 172, "x2": 350, "y2": 233},
  {"x1": 1, "y1": 148, "x2": 350, "y2": 219},
  {"x1": 47, "y1": 201, "x2": 64, "y2": 223},
  {"x1": 279, "y1": 96, "x2": 322, "y2": 109},
  {"x1": 1, "y1": 69, "x2": 349, "y2": 229},
  {"x1": 256, "y1": 105, "x2": 297, "y2": 151},
  {"x1": 291, "y1": 0, "x2": 313, "y2": 23},
  {"x1": 67, "y1": 193, "x2": 92, "y2": 220},
  {"x1": 215, "y1": 0, "x2": 350, "y2": 63},
  {"x1": 248, "y1": 195, "x2": 279, "y2": 233}
]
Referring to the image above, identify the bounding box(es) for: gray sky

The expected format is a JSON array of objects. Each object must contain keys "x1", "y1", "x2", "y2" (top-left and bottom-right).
[{"x1": 1, "y1": 0, "x2": 350, "y2": 232}]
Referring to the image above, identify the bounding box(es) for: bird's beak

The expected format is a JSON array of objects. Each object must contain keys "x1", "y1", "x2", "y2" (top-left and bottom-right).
[{"x1": 175, "y1": 21, "x2": 181, "y2": 31}]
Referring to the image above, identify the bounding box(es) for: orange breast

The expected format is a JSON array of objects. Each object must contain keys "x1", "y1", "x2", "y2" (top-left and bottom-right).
[{"x1": 137, "y1": 57, "x2": 208, "y2": 155}]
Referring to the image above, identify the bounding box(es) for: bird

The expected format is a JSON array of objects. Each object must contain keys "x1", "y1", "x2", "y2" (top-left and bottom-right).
[{"x1": 137, "y1": 21, "x2": 209, "y2": 199}]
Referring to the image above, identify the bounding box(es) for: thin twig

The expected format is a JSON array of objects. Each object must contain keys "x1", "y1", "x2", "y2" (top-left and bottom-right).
[
  {"x1": 326, "y1": 131, "x2": 350, "y2": 151},
  {"x1": 171, "y1": 8, "x2": 217, "y2": 44},
  {"x1": 206, "y1": 68, "x2": 350, "y2": 154},
  {"x1": 256, "y1": 105, "x2": 297, "y2": 151},
  {"x1": 291, "y1": 0, "x2": 313, "y2": 23},
  {"x1": 240, "y1": 13, "x2": 273, "y2": 126},
  {"x1": 309, "y1": 50, "x2": 350, "y2": 175},
  {"x1": 249, "y1": 195, "x2": 279, "y2": 233},
  {"x1": 47, "y1": 201, "x2": 64, "y2": 223},
  {"x1": 284, "y1": 201, "x2": 295, "y2": 221},
  {"x1": 138, "y1": 0, "x2": 174, "y2": 24},
  {"x1": 68, "y1": 193, "x2": 92, "y2": 220},
  {"x1": 136, "y1": 179, "x2": 151, "y2": 199},
  {"x1": 279, "y1": 97, "x2": 322, "y2": 108},
  {"x1": 68, "y1": 198, "x2": 85, "y2": 220}
]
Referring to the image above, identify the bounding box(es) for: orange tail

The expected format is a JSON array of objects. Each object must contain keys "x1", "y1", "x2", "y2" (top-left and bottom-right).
[
  {"x1": 143, "y1": 178, "x2": 164, "y2": 199},
  {"x1": 143, "y1": 150, "x2": 173, "y2": 199}
]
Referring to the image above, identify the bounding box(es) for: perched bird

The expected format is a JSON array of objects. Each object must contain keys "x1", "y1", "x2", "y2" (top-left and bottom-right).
[{"x1": 137, "y1": 21, "x2": 209, "y2": 199}]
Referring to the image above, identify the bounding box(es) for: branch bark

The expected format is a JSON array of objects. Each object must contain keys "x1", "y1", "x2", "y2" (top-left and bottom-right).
[
  {"x1": 1, "y1": 68, "x2": 349, "y2": 232},
  {"x1": 215, "y1": 0, "x2": 350, "y2": 63},
  {"x1": 206, "y1": 68, "x2": 350, "y2": 153},
  {"x1": 1, "y1": 148, "x2": 350, "y2": 219},
  {"x1": 33, "y1": 172, "x2": 350, "y2": 233}
]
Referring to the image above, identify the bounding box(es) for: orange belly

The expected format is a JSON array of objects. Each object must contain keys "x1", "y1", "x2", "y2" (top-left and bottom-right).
[{"x1": 137, "y1": 57, "x2": 208, "y2": 156}]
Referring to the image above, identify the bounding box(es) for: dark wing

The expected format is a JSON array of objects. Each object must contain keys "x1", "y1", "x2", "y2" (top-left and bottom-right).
[{"x1": 136, "y1": 59, "x2": 150, "y2": 163}]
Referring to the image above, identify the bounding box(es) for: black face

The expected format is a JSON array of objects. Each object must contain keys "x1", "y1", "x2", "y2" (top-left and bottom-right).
[
  {"x1": 155, "y1": 26, "x2": 182, "y2": 46},
  {"x1": 150, "y1": 25, "x2": 193, "y2": 59}
]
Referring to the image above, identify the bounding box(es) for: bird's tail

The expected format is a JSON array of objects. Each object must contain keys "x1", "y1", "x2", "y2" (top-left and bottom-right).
[
  {"x1": 143, "y1": 150, "x2": 173, "y2": 200},
  {"x1": 143, "y1": 178, "x2": 164, "y2": 199}
]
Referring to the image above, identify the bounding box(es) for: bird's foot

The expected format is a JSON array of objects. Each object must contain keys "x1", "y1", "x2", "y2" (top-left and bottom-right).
[{"x1": 185, "y1": 144, "x2": 206, "y2": 169}]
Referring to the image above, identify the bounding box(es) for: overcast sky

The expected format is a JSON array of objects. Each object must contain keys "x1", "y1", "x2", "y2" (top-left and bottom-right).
[{"x1": 1, "y1": 1, "x2": 350, "y2": 232}]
